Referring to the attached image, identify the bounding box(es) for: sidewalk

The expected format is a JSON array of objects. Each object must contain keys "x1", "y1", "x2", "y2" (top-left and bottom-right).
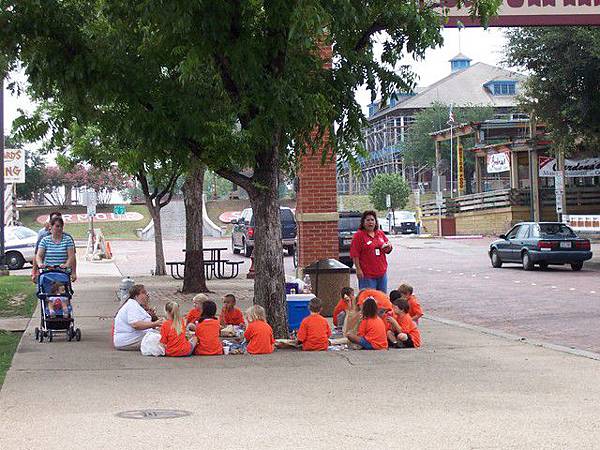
[{"x1": 1, "y1": 273, "x2": 600, "y2": 449}]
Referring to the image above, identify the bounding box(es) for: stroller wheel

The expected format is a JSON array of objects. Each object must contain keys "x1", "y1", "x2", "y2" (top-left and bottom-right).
[
  {"x1": 35, "y1": 328, "x2": 39, "y2": 340},
  {"x1": 75, "y1": 328, "x2": 81, "y2": 342},
  {"x1": 67, "y1": 329, "x2": 73, "y2": 341},
  {"x1": 38, "y1": 331, "x2": 44, "y2": 343},
  {"x1": 48, "y1": 330, "x2": 53, "y2": 342}
]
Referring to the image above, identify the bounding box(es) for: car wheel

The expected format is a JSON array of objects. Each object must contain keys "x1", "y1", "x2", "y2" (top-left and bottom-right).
[
  {"x1": 539, "y1": 262, "x2": 549, "y2": 270},
  {"x1": 5, "y1": 251, "x2": 25, "y2": 270},
  {"x1": 232, "y1": 237, "x2": 240, "y2": 254},
  {"x1": 522, "y1": 252, "x2": 534, "y2": 271},
  {"x1": 243, "y1": 240, "x2": 253, "y2": 257},
  {"x1": 285, "y1": 245, "x2": 295, "y2": 256},
  {"x1": 571, "y1": 261, "x2": 584, "y2": 271},
  {"x1": 490, "y1": 249, "x2": 503, "y2": 268}
]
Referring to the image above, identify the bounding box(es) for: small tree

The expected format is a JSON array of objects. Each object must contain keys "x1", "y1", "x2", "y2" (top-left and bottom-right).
[
  {"x1": 87, "y1": 166, "x2": 132, "y2": 205},
  {"x1": 369, "y1": 173, "x2": 410, "y2": 211}
]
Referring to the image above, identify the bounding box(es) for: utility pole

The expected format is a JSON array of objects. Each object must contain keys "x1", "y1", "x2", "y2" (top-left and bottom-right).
[{"x1": 0, "y1": 77, "x2": 7, "y2": 274}]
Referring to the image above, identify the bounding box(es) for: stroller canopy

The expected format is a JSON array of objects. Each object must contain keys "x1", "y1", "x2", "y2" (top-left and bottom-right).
[{"x1": 38, "y1": 271, "x2": 71, "y2": 295}]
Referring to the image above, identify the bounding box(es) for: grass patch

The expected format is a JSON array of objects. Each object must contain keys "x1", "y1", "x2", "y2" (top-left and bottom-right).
[
  {"x1": 0, "y1": 275, "x2": 37, "y2": 318},
  {"x1": 0, "y1": 331, "x2": 21, "y2": 388},
  {"x1": 19, "y1": 204, "x2": 151, "y2": 240}
]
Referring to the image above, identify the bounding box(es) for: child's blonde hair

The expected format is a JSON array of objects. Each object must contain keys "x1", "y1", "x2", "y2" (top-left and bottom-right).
[
  {"x1": 245, "y1": 304, "x2": 266, "y2": 323},
  {"x1": 165, "y1": 301, "x2": 184, "y2": 335},
  {"x1": 192, "y1": 293, "x2": 208, "y2": 306}
]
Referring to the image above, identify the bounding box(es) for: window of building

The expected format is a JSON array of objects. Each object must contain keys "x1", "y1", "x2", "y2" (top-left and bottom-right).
[{"x1": 490, "y1": 81, "x2": 516, "y2": 96}]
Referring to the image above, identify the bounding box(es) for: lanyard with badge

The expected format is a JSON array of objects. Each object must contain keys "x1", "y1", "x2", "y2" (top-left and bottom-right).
[{"x1": 366, "y1": 235, "x2": 381, "y2": 257}]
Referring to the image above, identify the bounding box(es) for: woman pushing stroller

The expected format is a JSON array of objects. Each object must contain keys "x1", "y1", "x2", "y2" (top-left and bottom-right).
[{"x1": 35, "y1": 216, "x2": 77, "y2": 282}]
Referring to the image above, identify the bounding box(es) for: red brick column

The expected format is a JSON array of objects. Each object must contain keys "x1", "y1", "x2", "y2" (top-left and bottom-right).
[
  {"x1": 296, "y1": 43, "x2": 339, "y2": 269},
  {"x1": 296, "y1": 133, "x2": 339, "y2": 269}
]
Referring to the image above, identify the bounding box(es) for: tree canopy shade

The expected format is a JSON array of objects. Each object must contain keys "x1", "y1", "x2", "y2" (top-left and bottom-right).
[
  {"x1": 1, "y1": 0, "x2": 501, "y2": 336},
  {"x1": 504, "y1": 27, "x2": 600, "y2": 155}
]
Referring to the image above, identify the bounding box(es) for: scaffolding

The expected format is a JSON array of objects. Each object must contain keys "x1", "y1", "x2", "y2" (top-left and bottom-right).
[{"x1": 338, "y1": 114, "x2": 416, "y2": 195}]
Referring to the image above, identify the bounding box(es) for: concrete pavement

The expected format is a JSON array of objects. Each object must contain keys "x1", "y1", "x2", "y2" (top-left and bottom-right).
[{"x1": 1, "y1": 271, "x2": 600, "y2": 449}]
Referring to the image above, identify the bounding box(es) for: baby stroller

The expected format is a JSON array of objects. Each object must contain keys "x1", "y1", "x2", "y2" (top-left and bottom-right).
[{"x1": 34, "y1": 267, "x2": 81, "y2": 342}]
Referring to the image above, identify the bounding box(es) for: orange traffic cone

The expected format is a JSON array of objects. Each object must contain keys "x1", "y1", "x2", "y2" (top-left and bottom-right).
[
  {"x1": 105, "y1": 241, "x2": 113, "y2": 259},
  {"x1": 246, "y1": 255, "x2": 256, "y2": 279}
]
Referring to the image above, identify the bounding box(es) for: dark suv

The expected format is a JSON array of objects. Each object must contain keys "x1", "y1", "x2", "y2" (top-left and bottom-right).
[
  {"x1": 231, "y1": 207, "x2": 297, "y2": 257},
  {"x1": 338, "y1": 211, "x2": 362, "y2": 268}
]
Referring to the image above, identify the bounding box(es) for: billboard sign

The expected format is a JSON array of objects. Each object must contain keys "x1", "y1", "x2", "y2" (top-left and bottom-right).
[{"x1": 442, "y1": 0, "x2": 600, "y2": 27}]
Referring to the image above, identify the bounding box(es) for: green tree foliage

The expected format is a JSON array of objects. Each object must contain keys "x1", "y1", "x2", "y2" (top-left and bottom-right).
[
  {"x1": 505, "y1": 27, "x2": 600, "y2": 154},
  {"x1": 1, "y1": 0, "x2": 501, "y2": 336},
  {"x1": 369, "y1": 173, "x2": 410, "y2": 211}
]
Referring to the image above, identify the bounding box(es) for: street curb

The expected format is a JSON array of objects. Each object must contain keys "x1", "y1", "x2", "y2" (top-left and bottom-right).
[
  {"x1": 443, "y1": 235, "x2": 484, "y2": 240},
  {"x1": 426, "y1": 315, "x2": 600, "y2": 362}
]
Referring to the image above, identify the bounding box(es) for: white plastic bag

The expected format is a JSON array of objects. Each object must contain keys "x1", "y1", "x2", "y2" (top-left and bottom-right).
[{"x1": 140, "y1": 330, "x2": 165, "y2": 356}]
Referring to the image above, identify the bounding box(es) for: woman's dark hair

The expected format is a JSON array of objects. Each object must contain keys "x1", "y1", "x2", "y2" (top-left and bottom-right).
[
  {"x1": 128, "y1": 284, "x2": 146, "y2": 299},
  {"x1": 198, "y1": 300, "x2": 218, "y2": 323},
  {"x1": 389, "y1": 290, "x2": 402, "y2": 303},
  {"x1": 50, "y1": 216, "x2": 64, "y2": 228},
  {"x1": 361, "y1": 297, "x2": 378, "y2": 318},
  {"x1": 359, "y1": 210, "x2": 378, "y2": 231}
]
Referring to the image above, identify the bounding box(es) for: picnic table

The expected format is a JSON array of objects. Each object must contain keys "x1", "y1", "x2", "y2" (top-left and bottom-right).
[{"x1": 166, "y1": 248, "x2": 243, "y2": 280}]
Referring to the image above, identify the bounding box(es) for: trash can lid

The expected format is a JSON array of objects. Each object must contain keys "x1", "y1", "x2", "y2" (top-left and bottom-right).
[{"x1": 303, "y1": 258, "x2": 351, "y2": 273}]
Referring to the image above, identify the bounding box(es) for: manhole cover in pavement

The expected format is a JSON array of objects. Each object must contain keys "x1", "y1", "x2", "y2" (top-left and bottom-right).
[{"x1": 116, "y1": 409, "x2": 192, "y2": 420}]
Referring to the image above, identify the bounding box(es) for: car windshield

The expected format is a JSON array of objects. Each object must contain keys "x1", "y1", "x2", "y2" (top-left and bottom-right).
[
  {"x1": 538, "y1": 224, "x2": 576, "y2": 238},
  {"x1": 280, "y1": 209, "x2": 295, "y2": 223},
  {"x1": 339, "y1": 216, "x2": 361, "y2": 232},
  {"x1": 14, "y1": 227, "x2": 37, "y2": 240}
]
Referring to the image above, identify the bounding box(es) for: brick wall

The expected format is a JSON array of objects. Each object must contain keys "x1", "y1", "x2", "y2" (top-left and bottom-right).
[{"x1": 296, "y1": 143, "x2": 339, "y2": 269}]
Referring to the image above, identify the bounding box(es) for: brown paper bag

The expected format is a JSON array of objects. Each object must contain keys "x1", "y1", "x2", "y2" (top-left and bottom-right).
[{"x1": 342, "y1": 295, "x2": 361, "y2": 337}]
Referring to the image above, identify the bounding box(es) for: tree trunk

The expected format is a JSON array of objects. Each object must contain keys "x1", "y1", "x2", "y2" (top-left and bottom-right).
[
  {"x1": 249, "y1": 148, "x2": 288, "y2": 338},
  {"x1": 147, "y1": 200, "x2": 166, "y2": 276},
  {"x1": 64, "y1": 184, "x2": 72, "y2": 205},
  {"x1": 182, "y1": 163, "x2": 209, "y2": 293}
]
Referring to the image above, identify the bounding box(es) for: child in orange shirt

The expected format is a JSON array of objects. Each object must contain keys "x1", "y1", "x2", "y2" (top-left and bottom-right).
[
  {"x1": 386, "y1": 294, "x2": 421, "y2": 348},
  {"x1": 398, "y1": 283, "x2": 423, "y2": 324},
  {"x1": 220, "y1": 294, "x2": 245, "y2": 327},
  {"x1": 244, "y1": 305, "x2": 275, "y2": 355},
  {"x1": 346, "y1": 297, "x2": 388, "y2": 350},
  {"x1": 160, "y1": 301, "x2": 197, "y2": 357},
  {"x1": 297, "y1": 297, "x2": 331, "y2": 351},
  {"x1": 194, "y1": 300, "x2": 224, "y2": 356},
  {"x1": 333, "y1": 287, "x2": 354, "y2": 329},
  {"x1": 186, "y1": 293, "x2": 207, "y2": 331}
]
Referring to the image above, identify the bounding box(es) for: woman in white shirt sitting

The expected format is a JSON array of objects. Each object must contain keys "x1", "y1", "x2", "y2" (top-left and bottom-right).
[{"x1": 114, "y1": 284, "x2": 163, "y2": 350}]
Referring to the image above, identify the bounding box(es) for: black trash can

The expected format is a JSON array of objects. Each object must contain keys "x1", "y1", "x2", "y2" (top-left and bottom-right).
[{"x1": 303, "y1": 259, "x2": 351, "y2": 317}]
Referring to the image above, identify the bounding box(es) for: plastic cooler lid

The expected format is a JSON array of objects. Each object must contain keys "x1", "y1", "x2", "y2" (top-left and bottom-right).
[{"x1": 286, "y1": 293, "x2": 315, "y2": 302}]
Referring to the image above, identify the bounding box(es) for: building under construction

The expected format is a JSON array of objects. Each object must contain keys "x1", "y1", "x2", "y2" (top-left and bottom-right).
[{"x1": 338, "y1": 54, "x2": 525, "y2": 195}]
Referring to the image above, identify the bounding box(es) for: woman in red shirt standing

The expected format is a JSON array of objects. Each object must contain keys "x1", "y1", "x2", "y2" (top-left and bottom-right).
[{"x1": 350, "y1": 210, "x2": 392, "y2": 293}]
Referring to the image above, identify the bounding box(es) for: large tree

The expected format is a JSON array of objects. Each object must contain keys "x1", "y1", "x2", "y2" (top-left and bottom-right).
[
  {"x1": 505, "y1": 27, "x2": 600, "y2": 154},
  {"x1": 1, "y1": 0, "x2": 501, "y2": 337}
]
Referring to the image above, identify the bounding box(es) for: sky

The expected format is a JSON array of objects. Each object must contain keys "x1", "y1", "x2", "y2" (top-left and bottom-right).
[{"x1": 2, "y1": 28, "x2": 509, "y2": 135}]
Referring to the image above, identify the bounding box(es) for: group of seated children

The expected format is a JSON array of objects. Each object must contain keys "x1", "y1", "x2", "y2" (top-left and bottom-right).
[
  {"x1": 334, "y1": 283, "x2": 423, "y2": 350},
  {"x1": 159, "y1": 293, "x2": 275, "y2": 357}
]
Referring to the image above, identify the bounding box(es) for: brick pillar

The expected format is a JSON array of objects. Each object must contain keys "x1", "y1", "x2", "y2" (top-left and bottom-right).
[
  {"x1": 296, "y1": 135, "x2": 339, "y2": 268},
  {"x1": 296, "y1": 43, "x2": 339, "y2": 270}
]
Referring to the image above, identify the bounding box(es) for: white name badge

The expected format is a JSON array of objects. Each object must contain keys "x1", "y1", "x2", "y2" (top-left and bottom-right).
[{"x1": 375, "y1": 248, "x2": 381, "y2": 256}]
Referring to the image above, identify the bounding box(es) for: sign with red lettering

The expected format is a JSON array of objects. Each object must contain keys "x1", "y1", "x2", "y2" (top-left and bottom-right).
[
  {"x1": 4, "y1": 148, "x2": 25, "y2": 184},
  {"x1": 442, "y1": 0, "x2": 600, "y2": 26},
  {"x1": 36, "y1": 212, "x2": 144, "y2": 224}
]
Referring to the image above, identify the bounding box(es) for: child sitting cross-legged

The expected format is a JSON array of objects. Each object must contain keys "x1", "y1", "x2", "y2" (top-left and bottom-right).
[
  {"x1": 386, "y1": 292, "x2": 421, "y2": 349},
  {"x1": 160, "y1": 301, "x2": 197, "y2": 357},
  {"x1": 297, "y1": 297, "x2": 331, "y2": 351},
  {"x1": 332, "y1": 287, "x2": 354, "y2": 330},
  {"x1": 244, "y1": 305, "x2": 275, "y2": 355},
  {"x1": 220, "y1": 294, "x2": 245, "y2": 327},
  {"x1": 194, "y1": 300, "x2": 224, "y2": 356},
  {"x1": 397, "y1": 283, "x2": 423, "y2": 324},
  {"x1": 346, "y1": 297, "x2": 388, "y2": 350},
  {"x1": 186, "y1": 294, "x2": 207, "y2": 332}
]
